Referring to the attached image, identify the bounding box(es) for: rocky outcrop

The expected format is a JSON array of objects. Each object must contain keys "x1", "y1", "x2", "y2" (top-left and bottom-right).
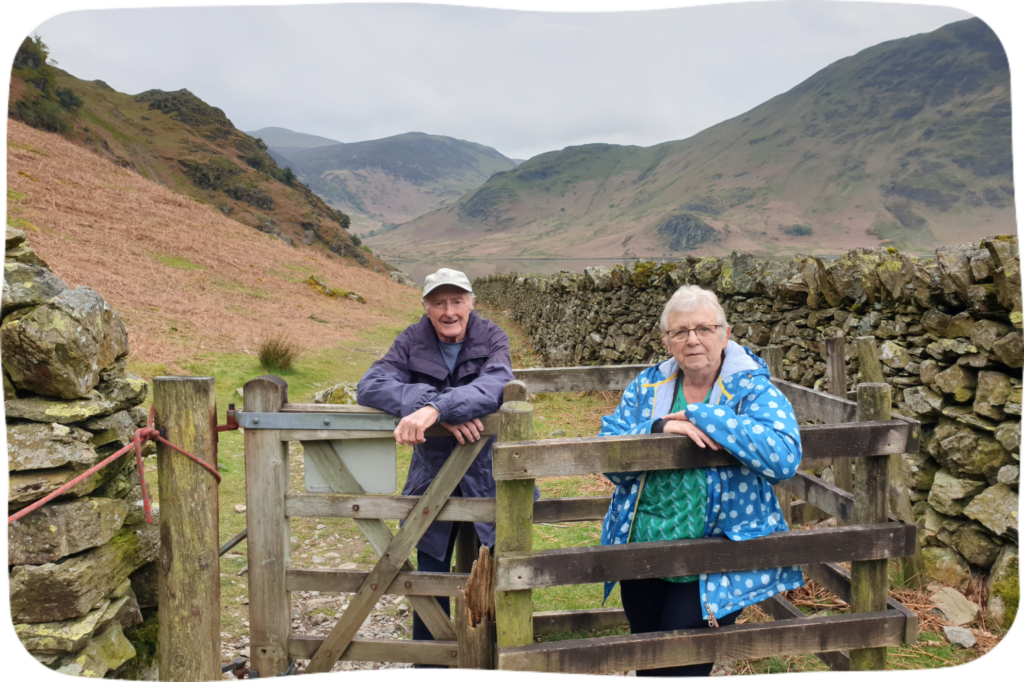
[
  {"x1": 4, "y1": 226, "x2": 156, "y2": 675},
  {"x1": 476, "y1": 236, "x2": 1021, "y2": 602}
]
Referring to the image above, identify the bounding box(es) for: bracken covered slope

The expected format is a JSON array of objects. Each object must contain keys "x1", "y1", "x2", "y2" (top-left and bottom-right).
[{"x1": 6, "y1": 120, "x2": 420, "y2": 367}]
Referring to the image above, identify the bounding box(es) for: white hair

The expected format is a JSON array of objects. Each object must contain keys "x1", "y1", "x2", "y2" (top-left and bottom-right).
[{"x1": 659, "y1": 285, "x2": 728, "y2": 336}]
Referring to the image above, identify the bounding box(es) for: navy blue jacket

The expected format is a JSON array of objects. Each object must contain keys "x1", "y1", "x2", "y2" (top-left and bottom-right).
[{"x1": 356, "y1": 311, "x2": 514, "y2": 560}]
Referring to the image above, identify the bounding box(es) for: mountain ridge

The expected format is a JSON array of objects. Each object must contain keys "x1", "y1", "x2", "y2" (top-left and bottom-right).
[
  {"x1": 276, "y1": 132, "x2": 519, "y2": 234},
  {"x1": 369, "y1": 17, "x2": 1014, "y2": 261}
]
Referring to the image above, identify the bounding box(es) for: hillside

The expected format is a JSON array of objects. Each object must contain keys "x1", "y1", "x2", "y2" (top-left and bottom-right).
[
  {"x1": 8, "y1": 38, "x2": 380, "y2": 269},
  {"x1": 5, "y1": 119, "x2": 421, "y2": 368},
  {"x1": 370, "y1": 18, "x2": 1014, "y2": 260},
  {"x1": 278, "y1": 133, "x2": 519, "y2": 235}
]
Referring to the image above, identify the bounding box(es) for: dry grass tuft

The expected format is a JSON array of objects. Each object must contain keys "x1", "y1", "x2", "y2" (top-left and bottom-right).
[
  {"x1": 257, "y1": 331, "x2": 301, "y2": 373},
  {"x1": 5, "y1": 120, "x2": 421, "y2": 367}
]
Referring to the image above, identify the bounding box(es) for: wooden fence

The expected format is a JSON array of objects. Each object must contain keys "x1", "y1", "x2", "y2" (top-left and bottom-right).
[{"x1": 238, "y1": 342, "x2": 921, "y2": 675}]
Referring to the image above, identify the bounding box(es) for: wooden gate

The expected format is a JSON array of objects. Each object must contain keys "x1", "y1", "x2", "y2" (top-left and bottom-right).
[{"x1": 241, "y1": 347, "x2": 921, "y2": 675}]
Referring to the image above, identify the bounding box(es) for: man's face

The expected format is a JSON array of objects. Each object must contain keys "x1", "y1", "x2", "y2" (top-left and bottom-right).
[{"x1": 424, "y1": 286, "x2": 475, "y2": 342}]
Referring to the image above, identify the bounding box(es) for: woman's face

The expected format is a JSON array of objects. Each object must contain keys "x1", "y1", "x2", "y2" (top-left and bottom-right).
[{"x1": 664, "y1": 307, "x2": 731, "y2": 376}]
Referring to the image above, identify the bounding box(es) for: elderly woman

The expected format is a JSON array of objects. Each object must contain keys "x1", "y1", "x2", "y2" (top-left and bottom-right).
[{"x1": 599, "y1": 284, "x2": 805, "y2": 677}]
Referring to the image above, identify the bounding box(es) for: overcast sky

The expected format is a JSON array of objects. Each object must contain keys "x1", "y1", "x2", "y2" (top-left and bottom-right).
[
  {"x1": 17, "y1": 2, "x2": 990, "y2": 161},
  {"x1": 26, "y1": 2, "x2": 985, "y2": 160}
]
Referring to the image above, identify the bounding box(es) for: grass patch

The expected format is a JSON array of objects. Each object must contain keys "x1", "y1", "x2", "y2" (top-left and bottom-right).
[{"x1": 147, "y1": 251, "x2": 205, "y2": 271}]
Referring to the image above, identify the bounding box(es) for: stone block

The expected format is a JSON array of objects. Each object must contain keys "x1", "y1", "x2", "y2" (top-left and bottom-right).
[
  {"x1": 1, "y1": 286, "x2": 129, "y2": 399},
  {"x1": 991, "y1": 330, "x2": 1023, "y2": 368},
  {"x1": 9, "y1": 453, "x2": 130, "y2": 507},
  {"x1": 971, "y1": 318, "x2": 1013, "y2": 352},
  {"x1": 919, "y1": 359, "x2": 940, "y2": 384},
  {"x1": 1, "y1": 262, "x2": 68, "y2": 315},
  {"x1": 8, "y1": 496, "x2": 128, "y2": 565},
  {"x1": 922, "y1": 546, "x2": 972, "y2": 590},
  {"x1": 880, "y1": 340, "x2": 911, "y2": 369},
  {"x1": 929, "y1": 586, "x2": 980, "y2": 626},
  {"x1": 987, "y1": 544, "x2": 1018, "y2": 630},
  {"x1": 6, "y1": 422, "x2": 97, "y2": 472},
  {"x1": 951, "y1": 522, "x2": 1002, "y2": 567},
  {"x1": 14, "y1": 600, "x2": 111, "y2": 653},
  {"x1": 9, "y1": 517, "x2": 159, "y2": 623},
  {"x1": 82, "y1": 410, "x2": 138, "y2": 449},
  {"x1": 55, "y1": 621, "x2": 136, "y2": 678},
  {"x1": 928, "y1": 468, "x2": 986, "y2": 516},
  {"x1": 963, "y1": 484, "x2": 1018, "y2": 536},
  {"x1": 933, "y1": 364, "x2": 976, "y2": 402}
]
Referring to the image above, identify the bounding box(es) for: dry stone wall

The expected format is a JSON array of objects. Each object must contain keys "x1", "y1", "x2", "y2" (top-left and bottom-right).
[
  {"x1": 4, "y1": 226, "x2": 159, "y2": 678},
  {"x1": 475, "y1": 238, "x2": 1020, "y2": 629}
]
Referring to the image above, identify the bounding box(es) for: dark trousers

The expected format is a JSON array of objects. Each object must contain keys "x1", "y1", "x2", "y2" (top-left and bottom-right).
[
  {"x1": 620, "y1": 578, "x2": 742, "y2": 677},
  {"x1": 411, "y1": 524, "x2": 459, "y2": 640}
]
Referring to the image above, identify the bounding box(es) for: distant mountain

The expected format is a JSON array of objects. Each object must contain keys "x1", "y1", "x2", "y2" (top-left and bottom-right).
[
  {"x1": 370, "y1": 18, "x2": 1014, "y2": 260},
  {"x1": 279, "y1": 133, "x2": 519, "y2": 234},
  {"x1": 245, "y1": 126, "x2": 342, "y2": 149},
  {"x1": 8, "y1": 38, "x2": 376, "y2": 267}
]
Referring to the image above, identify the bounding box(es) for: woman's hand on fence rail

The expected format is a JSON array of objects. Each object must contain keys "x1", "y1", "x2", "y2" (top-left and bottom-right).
[
  {"x1": 661, "y1": 411, "x2": 720, "y2": 449},
  {"x1": 440, "y1": 417, "x2": 485, "y2": 444}
]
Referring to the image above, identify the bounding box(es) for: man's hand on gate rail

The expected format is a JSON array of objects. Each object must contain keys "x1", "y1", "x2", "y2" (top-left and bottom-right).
[
  {"x1": 395, "y1": 405, "x2": 441, "y2": 445},
  {"x1": 440, "y1": 417, "x2": 485, "y2": 444}
]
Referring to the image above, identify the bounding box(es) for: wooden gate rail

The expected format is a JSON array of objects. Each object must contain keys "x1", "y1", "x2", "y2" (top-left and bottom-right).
[
  {"x1": 497, "y1": 610, "x2": 907, "y2": 673},
  {"x1": 284, "y1": 493, "x2": 609, "y2": 524},
  {"x1": 491, "y1": 420, "x2": 911, "y2": 479},
  {"x1": 494, "y1": 523, "x2": 916, "y2": 591}
]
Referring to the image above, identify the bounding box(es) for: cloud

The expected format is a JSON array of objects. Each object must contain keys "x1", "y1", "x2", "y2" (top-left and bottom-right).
[{"x1": 34, "y1": 2, "x2": 974, "y2": 160}]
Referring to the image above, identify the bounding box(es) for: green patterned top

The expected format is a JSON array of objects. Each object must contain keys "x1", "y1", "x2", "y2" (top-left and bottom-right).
[{"x1": 629, "y1": 380, "x2": 709, "y2": 583}]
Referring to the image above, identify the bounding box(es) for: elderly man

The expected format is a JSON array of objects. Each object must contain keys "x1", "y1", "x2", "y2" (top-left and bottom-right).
[{"x1": 356, "y1": 268, "x2": 513, "y2": 649}]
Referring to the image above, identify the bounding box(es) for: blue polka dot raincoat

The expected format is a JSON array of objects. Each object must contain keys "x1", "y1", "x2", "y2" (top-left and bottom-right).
[{"x1": 599, "y1": 341, "x2": 805, "y2": 621}]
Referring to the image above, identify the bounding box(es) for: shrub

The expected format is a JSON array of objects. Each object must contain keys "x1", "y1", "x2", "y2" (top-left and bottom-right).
[
  {"x1": 257, "y1": 332, "x2": 301, "y2": 372},
  {"x1": 56, "y1": 86, "x2": 83, "y2": 112},
  {"x1": 13, "y1": 98, "x2": 70, "y2": 133},
  {"x1": 334, "y1": 209, "x2": 351, "y2": 230},
  {"x1": 282, "y1": 167, "x2": 296, "y2": 185},
  {"x1": 780, "y1": 224, "x2": 813, "y2": 236}
]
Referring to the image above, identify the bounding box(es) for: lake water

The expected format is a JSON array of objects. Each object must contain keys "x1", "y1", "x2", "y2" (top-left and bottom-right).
[{"x1": 388, "y1": 259, "x2": 642, "y2": 285}]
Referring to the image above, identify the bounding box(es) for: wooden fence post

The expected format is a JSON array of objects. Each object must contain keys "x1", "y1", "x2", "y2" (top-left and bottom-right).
[
  {"x1": 855, "y1": 338, "x2": 926, "y2": 589},
  {"x1": 456, "y1": 545, "x2": 496, "y2": 669},
  {"x1": 825, "y1": 336, "x2": 853, "y2": 493},
  {"x1": 494, "y1": 399, "x2": 535, "y2": 655},
  {"x1": 244, "y1": 376, "x2": 290, "y2": 677},
  {"x1": 457, "y1": 381, "x2": 527, "y2": 574},
  {"x1": 850, "y1": 383, "x2": 890, "y2": 671},
  {"x1": 155, "y1": 377, "x2": 219, "y2": 682},
  {"x1": 761, "y1": 346, "x2": 791, "y2": 526}
]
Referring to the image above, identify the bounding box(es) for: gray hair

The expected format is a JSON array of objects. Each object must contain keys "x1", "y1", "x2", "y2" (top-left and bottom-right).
[{"x1": 659, "y1": 285, "x2": 728, "y2": 336}]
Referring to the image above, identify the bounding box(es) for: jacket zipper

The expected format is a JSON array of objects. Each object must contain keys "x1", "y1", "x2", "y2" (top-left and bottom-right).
[{"x1": 705, "y1": 596, "x2": 719, "y2": 627}]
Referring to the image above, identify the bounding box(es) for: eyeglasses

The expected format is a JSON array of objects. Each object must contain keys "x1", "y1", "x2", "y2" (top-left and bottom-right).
[{"x1": 665, "y1": 325, "x2": 722, "y2": 341}]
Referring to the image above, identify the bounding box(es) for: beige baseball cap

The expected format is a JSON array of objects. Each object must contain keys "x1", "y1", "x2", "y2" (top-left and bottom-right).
[{"x1": 422, "y1": 268, "x2": 473, "y2": 299}]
